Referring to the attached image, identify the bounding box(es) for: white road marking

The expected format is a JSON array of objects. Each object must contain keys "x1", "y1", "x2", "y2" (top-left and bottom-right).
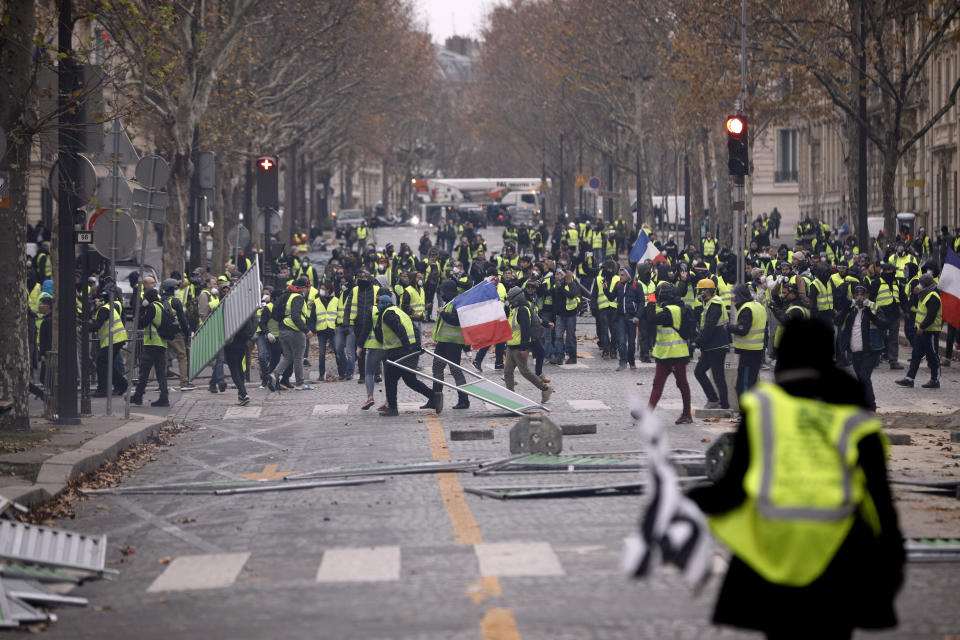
[
  {"x1": 316, "y1": 546, "x2": 401, "y2": 583},
  {"x1": 474, "y1": 541, "x2": 565, "y2": 577},
  {"x1": 146, "y1": 552, "x2": 249, "y2": 592},
  {"x1": 567, "y1": 399, "x2": 609, "y2": 410},
  {"x1": 223, "y1": 405, "x2": 262, "y2": 419},
  {"x1": 312, "y1": 404, "x2": 349, "y2": 416}
]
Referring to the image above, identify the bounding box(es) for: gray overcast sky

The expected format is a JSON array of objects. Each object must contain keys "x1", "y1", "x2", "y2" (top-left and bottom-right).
[{"x1": 413, "y1": 0, "x2": 497, "y2": 44}]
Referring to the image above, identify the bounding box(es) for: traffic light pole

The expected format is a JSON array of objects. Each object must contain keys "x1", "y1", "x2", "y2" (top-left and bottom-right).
[{"x1": 733, "y1": 175, "x2": 745, "y2": 285}]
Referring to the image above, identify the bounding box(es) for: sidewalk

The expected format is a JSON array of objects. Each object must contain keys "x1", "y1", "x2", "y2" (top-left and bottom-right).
[{"x1": 0, "y1": 403, "x2": 169, "y2": 508}]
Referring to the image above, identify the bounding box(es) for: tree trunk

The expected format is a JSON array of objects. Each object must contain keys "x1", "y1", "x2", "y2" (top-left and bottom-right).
[
  {"x1": 164, "y1": 150, "x2": 190, "y2": 279},
  {"x1": 881, "y1": 143, "x2": 899, "y2": 247},
  {"x1": 712, "y1": 127, "x2": 732, "y2": 245},
  {"x1": 0, "y1": 0, "x2": 38, "y2": 430},
  {"x1": 701, "y1": 128, "x2": 715, "y2": 234},
  {"x1": 689, "y1": 143, "x2": 705, "y2": 246}
]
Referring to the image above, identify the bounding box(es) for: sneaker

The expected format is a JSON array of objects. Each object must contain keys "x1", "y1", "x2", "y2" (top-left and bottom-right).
[
  {"x1": 179, "y1": 385, "x2": 197, "y2": 392},
  {"x1": 375, "y1": 374, "x2": 382, "y2": 383},
  {"x1": 675, "y1": 414, "x2": 694, "y2": 424},
  {"x1": 357, "y1": 377, "x2": 364, "y2": 384},
  {"x1": 130, "y1": 394, "x2": 143, "y2": 406},
  {"x1": 267, "y1": 373, "x2": 277, "y2": 392},
  {"x1": 889, "y1": 362, "x2": 904, "y2": 370},
  {"x1": 150, "y1": 397, "x2": 170, "y2": 408},
  {"x1": 703, "y1": 401, "x2": 721, "y2": 409},
  {"x1": 494, "y1": 364, "x2": 504, "y2": 370},
  {"x1": 238, "y1": 395, "x2": 250, "y2": 406},
  {"x1": 565, "y1": 358, "x2": 577, "y2": 365},
  {"x1": 473, "y1": 361, "x2": 482, "y2": 373},
  {"x1": 377, "y1": 403, "x2": 389, "y2": 411},
  {"x1": 943, "y1": 360, "x2": 952, "y2": 368},
  {"x1": 894, "y1": 378, "x2": 914, "y2": 387},
  {"x1": 379, "y1": 407, "x2": 399, "y2": 417},
  {"x1": 640, "y1": 356, "x2": 652, "y2": 363},
  {"x1": 539, "y1": 374, "x2": 551, "y2": 384},
  {"x1": 921, "y1": 379, "x2": 940, "y2": 389},
  {"x1": 540, "y1": 386, "x2": 554, "y2": 404},
  {"x1": 452, "y1": 400, "x2": 470, "y2": 410},
  {"x1": 431, "y1": 392, "x2": 444, "y2": 415},
  {"x1": 616, "y1": 364, "x2": 627, "y2": 372},
  {"x1": 209, "y1": 384, "x2": 219, "y2": 394},
  {"x1": 303, "y1": 359, "x2": 311, "y2": 366},
  {"x1": 629, "y1": 364, "x2": 636, "y2": 370},
  {"x1": 361, "y1": 397, "x2": 376, "y2": 410},
  {"x1": 302, "y1": 382, "x2": 312, "y2": 390},
  {"x1": 218, "y1": 383, "x2": 227, "y2": 392}
]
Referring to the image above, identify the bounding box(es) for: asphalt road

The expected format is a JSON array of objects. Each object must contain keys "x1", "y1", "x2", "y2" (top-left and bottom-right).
[{"x1": 31, "y1": 223, "x2": 960, "y2": 639}]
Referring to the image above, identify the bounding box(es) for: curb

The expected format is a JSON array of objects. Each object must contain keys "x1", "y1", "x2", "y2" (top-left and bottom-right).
[{"x1": 0, "y1": 413, "x2": 169, "y2": 508}]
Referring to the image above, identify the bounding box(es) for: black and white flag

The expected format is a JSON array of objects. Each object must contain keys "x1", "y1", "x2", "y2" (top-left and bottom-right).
[{"x1": 621, "y1": 402, "x2": 712, "y2": 590}]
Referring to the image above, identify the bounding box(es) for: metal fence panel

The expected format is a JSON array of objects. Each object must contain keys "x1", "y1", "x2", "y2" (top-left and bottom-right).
[
  {"x1": 189, "y1": 259, "x2": 262, "y2": 380},
  {"x1": 0, "y1": 520, "x2": 107, "y2": 574}
]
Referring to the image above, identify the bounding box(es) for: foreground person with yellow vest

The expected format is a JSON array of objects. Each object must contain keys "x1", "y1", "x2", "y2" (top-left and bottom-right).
[{"x1": 689, "y1": 319, "x2": 903, "y2": 638}]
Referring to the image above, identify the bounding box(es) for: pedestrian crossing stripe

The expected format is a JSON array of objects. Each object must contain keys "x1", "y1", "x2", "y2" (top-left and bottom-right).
[
  {"x1": 316, "y1": 546, "x2": 400, "y2": 583},
  {"x1": 312, "y1": 404, "x2": 348, "y2": 416},
  {"x1": 147, "y1": 552, "x2": 250, "y2": 592},
  {"x1": 143, "y1": 544, "x2": 574, "y2": 591},
  {"x1": 223, "y1": 405, "x2": 262, "y2": 419},
  {"x1": 567, "y1": 399, "x2": 609, "y2": 410}
]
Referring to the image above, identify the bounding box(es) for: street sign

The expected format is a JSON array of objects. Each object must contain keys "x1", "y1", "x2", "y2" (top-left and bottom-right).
[
  {"x1": 539, "y1": 180, "x2": 549, "y2": 191},
  {"x1": 906, "y1": 178, "x2": 925, "y2": 188},
  {"x1": 588, "y1": 176, "x2": 600, "y2": 189},
  {"x1": 131, "y1": 188, "x2": 169, "y2": 223},
  {"x1": 575, "y1": 173, "x2": 586, "y2": 187},
  {"x1": 135, "y1": 155, "x2": 169, "y2": 188},
  {"x1": 227, "y1": 224, "x2": 250, "y2": 249},
  {"x1": 96, "y1": 174, "x2": 133, "y2": 209},
  {"x1": 93, "y1": 119, "x2": 139, "y2": 166},
  {"x1": 256, "y1": 210, "x2": 282, "y2": 235},
  {"x1": 76, "y1": 230, "x2": 93, "y2": 244},
  {"x1": 598, "y1": 190, "x2": 621, "y2": 199},
  {"x1": 49, "y1": 153, "x2": 97, "y2": 203},
  {"x1": 92, "y1": 211, "x2": 137, "y2": 261}
]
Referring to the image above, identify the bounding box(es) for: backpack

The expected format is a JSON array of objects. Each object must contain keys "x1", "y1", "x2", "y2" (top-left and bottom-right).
[
  {"x1": 272, "y1": 291, "x2": 290, "y2": 323},
  {"x1": 185, "y1": 295, "x2": 200, "y2": 332},
  {"x1": 678, "y1": 304, "x2": 698, "y2": 341},
  {"x1": 527, "y1": 305, "x2": 544, "y2": 341},
  {"x1": 156, "y1": 300, "x2": 181, "y2": 340}
]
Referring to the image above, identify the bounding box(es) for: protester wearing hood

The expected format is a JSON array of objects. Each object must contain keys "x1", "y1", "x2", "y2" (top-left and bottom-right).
[
  {"x1": 634, "y1": 262, "x2": 656, "y2": 363},
  {"x1": 895, "y1": 273, "x2": 942, "y2": 389},
  {"x1": 375, "y1": 294, "x2": 441, "y2": 417},
  {"x1": 595, "y1": 260, "x2": 620, "y2": 360},
  {"x1": 645, "y1": 282, "x2": 692, "y2": 423},
  {"x1": 729, "y1": 283, "x2": 769, "y2": 396},
  {"x1": 503, "y1": 286, "x2": 553, "y2": 404},
  {"x1": 427, "y1": 280, "x2": 470, "y2": 410},
  {"x1": 613, "y1": 264, "x2": 638, "y2": 371},
  {"x1": 689, "y1": 319, "x2": 903, "y2": 638}
]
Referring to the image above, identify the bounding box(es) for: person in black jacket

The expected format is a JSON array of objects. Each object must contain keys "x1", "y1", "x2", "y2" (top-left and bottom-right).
[
  {"x1": 376, "y1": 295, "x2": 441, "y2": 417},
  {"x1": 689, "y1": 319, "x2": 903, "y2": 638},
  {"x1": 161, "y1": 279, "x2": 192, "y2": 391},
  {"x1": 693, "y1": 279, "x2": 731, "y2": 409},
  {"x1": 431, "y1": 280, "x2": 470, "y2": 409},
  {"x1": 224, "y1": 314, "x2": 256, "y2": 405},
  {"x1": 838, "y1": 284, "x2": 888, "y2": 410},
  {"x1": 503, "y1": 287, "x2": 553, "y2": 404}
]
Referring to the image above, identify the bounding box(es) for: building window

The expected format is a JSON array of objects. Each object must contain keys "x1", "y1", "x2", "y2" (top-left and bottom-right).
[{"x1": 776, "y1": 129, "x2": 798, "y2": 183}]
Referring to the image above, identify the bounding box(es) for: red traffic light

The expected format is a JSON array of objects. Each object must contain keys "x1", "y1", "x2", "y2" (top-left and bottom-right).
[{"x1": 725, "y1": 116, "x2": 745, "y2": 135}]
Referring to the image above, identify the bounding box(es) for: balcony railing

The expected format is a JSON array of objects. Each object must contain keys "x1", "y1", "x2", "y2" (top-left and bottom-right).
[{"x1": 775, "y1": 169, "x2": 798, "y2": 183}]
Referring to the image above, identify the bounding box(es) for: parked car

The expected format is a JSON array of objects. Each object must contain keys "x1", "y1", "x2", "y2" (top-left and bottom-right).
[
  {"x1": 457, "y1": 205, "x2": 487, "y2": 229},
  {"x1": 113, "y1": 263, "x2": 159, "y2": 318},
  {"x1": 334, "y1": 208, "x2": 365, "y2": 230},
  {"x1": 507, "y1": 203, "x2": 539, "y2": 226}
]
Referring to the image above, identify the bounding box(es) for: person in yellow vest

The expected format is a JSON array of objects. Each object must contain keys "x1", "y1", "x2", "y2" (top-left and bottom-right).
[
  {"x1": 645, "y1": 283, "x2": 692, "y2": 423},
  {"x1": 311, "y1": 281, "x2": 340, "y2": 382},
  {"x1": 895, "y1": 273, "x2": 942, "y2": 389},
  {"x1": 693, "y1": 279, "x2": 730, "y2": 410},
  {"x1": 292, "y1": 228, "x2": 309, "y2": 255},
  {"x1": 375, "y1": 295, "x2": 442, "y2": 417},
  {"x1": 729, "y1": 284, "x2": 769, "y2": 396},
  {"x1": 504, "y1": 287, "x2": 553, "y2": 404},
  {"x1": 701, "y1": 230, "x2": 719, "y2": 269},
  {"x1": 874, "y1": 262, "x2": 904, "y2": 370},
  {"x1": 886, "y1": 243, "x2": 917, "y2": 280},
  {"x1": 131, "y1": 289, "x2": 169, "y2": 407},
  {"x1": 595, "y1": 260, "x2": 620, "y2": 359},
  {"x1": 689, "y1": 319, "x2": 903, "y2": 638},
  {"x1": 564, "y1": 222, "x2": 579, "y2": 253},
  {"x1": 90, "y1": 286, "x2": 129, "y2": 397},
  {"x1": 430, "y1": 280, "x2": 471, "y2": 409},
  {"x1": 268, "y1": 277, "x2": 314, "y2": 391}
]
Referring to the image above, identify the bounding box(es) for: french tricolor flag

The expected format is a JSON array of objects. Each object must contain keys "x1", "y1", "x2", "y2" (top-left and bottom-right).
[
  {"x1": 452, "y1": 280, "x2": 513, "y2": 349},
  {"x1": 630, "y1": 229, "x2": 668, "y2": 264},
  {"x1": 939, "y1": 248, "x2": 960, "y2": 329}
]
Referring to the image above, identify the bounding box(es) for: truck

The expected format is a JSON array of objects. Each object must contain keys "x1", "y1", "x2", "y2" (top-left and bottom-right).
[{"x1": 414, "y1": 178, "x2": 550, "y2": 225}]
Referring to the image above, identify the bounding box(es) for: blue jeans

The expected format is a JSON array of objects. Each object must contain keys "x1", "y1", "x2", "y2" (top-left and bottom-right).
[
  {"x1": 257, "y1": 334, "x2": 272, "y2": 383},
  {"x1": 540, "y1": 311, "x2": 556, "y2": 359},
  {"x1": 364, "y1": 348, "x2": 385, "y2": 397},
  {"x1": 334, "y1": 327, "x2": 356, "y2": 376},
  {"x1": 211, "y1": 350, "x2": 225, "y2": 386},
  {"x1": 616, "y1": 315, "x2": 637, "y2": 365},
  {"x1": 555, "y1": 315, "x2": 577, "y2": 360}
]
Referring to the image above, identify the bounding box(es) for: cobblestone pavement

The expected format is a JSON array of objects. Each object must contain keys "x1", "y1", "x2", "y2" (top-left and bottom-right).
[{"x1": 35, "y1": 226, "x2": 960, "y2": 638}]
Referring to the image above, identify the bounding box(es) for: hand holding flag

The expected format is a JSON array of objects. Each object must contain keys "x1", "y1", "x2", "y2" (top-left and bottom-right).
[{"x1": 630, "y1": 229, "x2": 668, "y2": 264}]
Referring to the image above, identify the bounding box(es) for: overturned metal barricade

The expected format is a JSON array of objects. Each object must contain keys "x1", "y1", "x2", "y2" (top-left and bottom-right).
[{"x1": 385, "y1": 349, "x2": 548, "y2": 415}]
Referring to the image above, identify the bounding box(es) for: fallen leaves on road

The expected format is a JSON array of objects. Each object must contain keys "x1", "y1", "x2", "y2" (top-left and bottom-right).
[
  {"x1": 18, "y1": 421, "x2": 190, "y2": 525},
  {"x1": 157, "y1": 556, "x2": 171, "y2": 565}
]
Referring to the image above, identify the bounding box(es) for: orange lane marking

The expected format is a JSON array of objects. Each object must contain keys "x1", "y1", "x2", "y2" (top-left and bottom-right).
[
  {"x1": 467, "y1": 576, "x2": 502, "y2": 604},
  {"x1": 238, "y1": 463, "x2": 301, "y2": 480},
  {"x1": 480, "y1": 607, "x2": 522, "y2": 640}
]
